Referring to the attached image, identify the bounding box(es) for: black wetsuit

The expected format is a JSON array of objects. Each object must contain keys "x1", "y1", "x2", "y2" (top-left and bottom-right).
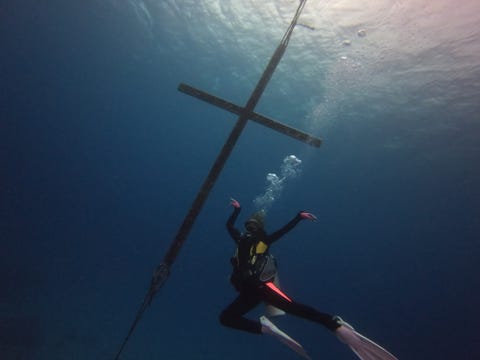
[{"x1": 219, "y1": 207, "x2": 340, "y2": 334}]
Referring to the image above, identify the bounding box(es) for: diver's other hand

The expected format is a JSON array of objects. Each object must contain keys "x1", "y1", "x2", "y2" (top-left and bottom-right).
[
  {"x1": 300, "y1": 211, "x2": 317, "y2": 221},
  {"x1": 230, "y1": 198, "x2": 241, "y2": 209}
]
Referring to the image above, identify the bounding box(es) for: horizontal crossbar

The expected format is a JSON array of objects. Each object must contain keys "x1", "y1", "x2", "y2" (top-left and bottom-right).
[{"x1": 178, "y1": 83, "x2": 322, "y2": 147}]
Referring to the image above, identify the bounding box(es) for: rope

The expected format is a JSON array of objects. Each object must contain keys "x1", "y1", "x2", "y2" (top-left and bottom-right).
[{"x1": 113, "y1": 263, "x2": 169, "y2": 360}]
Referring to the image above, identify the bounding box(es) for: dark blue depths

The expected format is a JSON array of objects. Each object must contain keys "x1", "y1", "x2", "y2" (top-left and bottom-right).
[{"x1": 1, "y1": 2, "x2": 479, "y2": 359}]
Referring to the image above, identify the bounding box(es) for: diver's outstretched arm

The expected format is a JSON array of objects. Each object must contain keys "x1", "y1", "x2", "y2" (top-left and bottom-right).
[
  {"x1": 226, "y1": 198, "x2": 241, "y2": 242},
  {"x1": 268, "y1": 211, "x2": 316, "y2": 244}
]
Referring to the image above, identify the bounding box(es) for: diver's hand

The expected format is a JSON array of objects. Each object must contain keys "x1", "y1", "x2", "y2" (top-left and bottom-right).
[
  {"x1": 300, "y1": 211, "x2": 317, "y2": 221},
  {"x1": 230, "y1": 198, "x2": 241, "y2": 209}
]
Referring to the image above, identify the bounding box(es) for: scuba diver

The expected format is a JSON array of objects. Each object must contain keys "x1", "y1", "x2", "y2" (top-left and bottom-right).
[{"x1": 220, "y1": 198, "x2": 398, "y2": 360}]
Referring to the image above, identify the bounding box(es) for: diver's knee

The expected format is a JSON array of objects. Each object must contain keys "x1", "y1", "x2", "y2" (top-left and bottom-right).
[{"x1": 219, "y1": 310, "x2": 233, "y2": 327}]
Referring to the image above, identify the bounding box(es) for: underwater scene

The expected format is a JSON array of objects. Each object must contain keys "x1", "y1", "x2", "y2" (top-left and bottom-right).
[{"x1": 1, "y1": 1, "x2": 480, "y2": 359}]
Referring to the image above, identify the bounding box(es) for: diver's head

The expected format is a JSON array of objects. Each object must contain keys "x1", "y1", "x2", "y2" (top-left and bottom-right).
[
  {"x1": 244, "y1": 211, "x2": 265, "y2": 234},
  {"x1": 245, "y1": 218, "x2": 262, "y2": 233}
]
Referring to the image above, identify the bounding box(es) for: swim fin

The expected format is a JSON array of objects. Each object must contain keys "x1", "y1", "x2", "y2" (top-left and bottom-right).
[
  {"x1": 265, "y1": 304, "x2": 286, "y2": 317},
  {"x1": 260, "y1": 316, "x2": 311, "y2": 360},
  {"x1": 334, "y1": 317, "x2": 398, "y2": 360}
]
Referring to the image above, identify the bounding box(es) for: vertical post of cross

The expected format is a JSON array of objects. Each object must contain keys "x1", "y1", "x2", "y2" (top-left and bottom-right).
[{"x1": 163, "y1": 0, "x2": 314, "y2": 267}]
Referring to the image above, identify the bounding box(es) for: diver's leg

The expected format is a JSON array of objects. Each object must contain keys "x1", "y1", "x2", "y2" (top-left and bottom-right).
[
  {"x1": 260, "y1": 281, "x2": 340, "y2": 331},
  {"x1": 260, "y1": 283, "x2": 399, "y2": 359},
  {"x1": 219, "y1": 291, "x2": 262, "y2": 333}
]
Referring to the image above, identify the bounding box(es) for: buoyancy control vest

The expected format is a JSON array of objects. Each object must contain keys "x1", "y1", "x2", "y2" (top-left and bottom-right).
[{"x1": 231, "y1": 233, "x2": 278, "y2": 284}]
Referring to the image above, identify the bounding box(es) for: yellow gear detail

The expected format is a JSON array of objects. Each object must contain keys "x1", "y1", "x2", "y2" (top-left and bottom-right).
[
  {"x1": 255, "y1": 241, "x2": 268, "y2": 254},
  {"x1": 247, "y1": 241, "x2": 268, "y2": 266}
]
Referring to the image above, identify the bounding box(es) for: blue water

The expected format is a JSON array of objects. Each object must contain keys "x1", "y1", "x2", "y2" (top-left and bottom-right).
[{"x1": 2, "y1": 1, "x2": 480, "y2": 359}]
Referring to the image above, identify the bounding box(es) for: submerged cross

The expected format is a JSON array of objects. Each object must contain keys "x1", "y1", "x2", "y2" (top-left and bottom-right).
[
  {"x1": 163, "y1": 1, "x2": 319, "y2": 269},
  {"x1": 164, "y1": 79, "x2": 321, "y2": 265},
  {"x1": 114, "y1": 1, "x2": 318, "y2": 358}
]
